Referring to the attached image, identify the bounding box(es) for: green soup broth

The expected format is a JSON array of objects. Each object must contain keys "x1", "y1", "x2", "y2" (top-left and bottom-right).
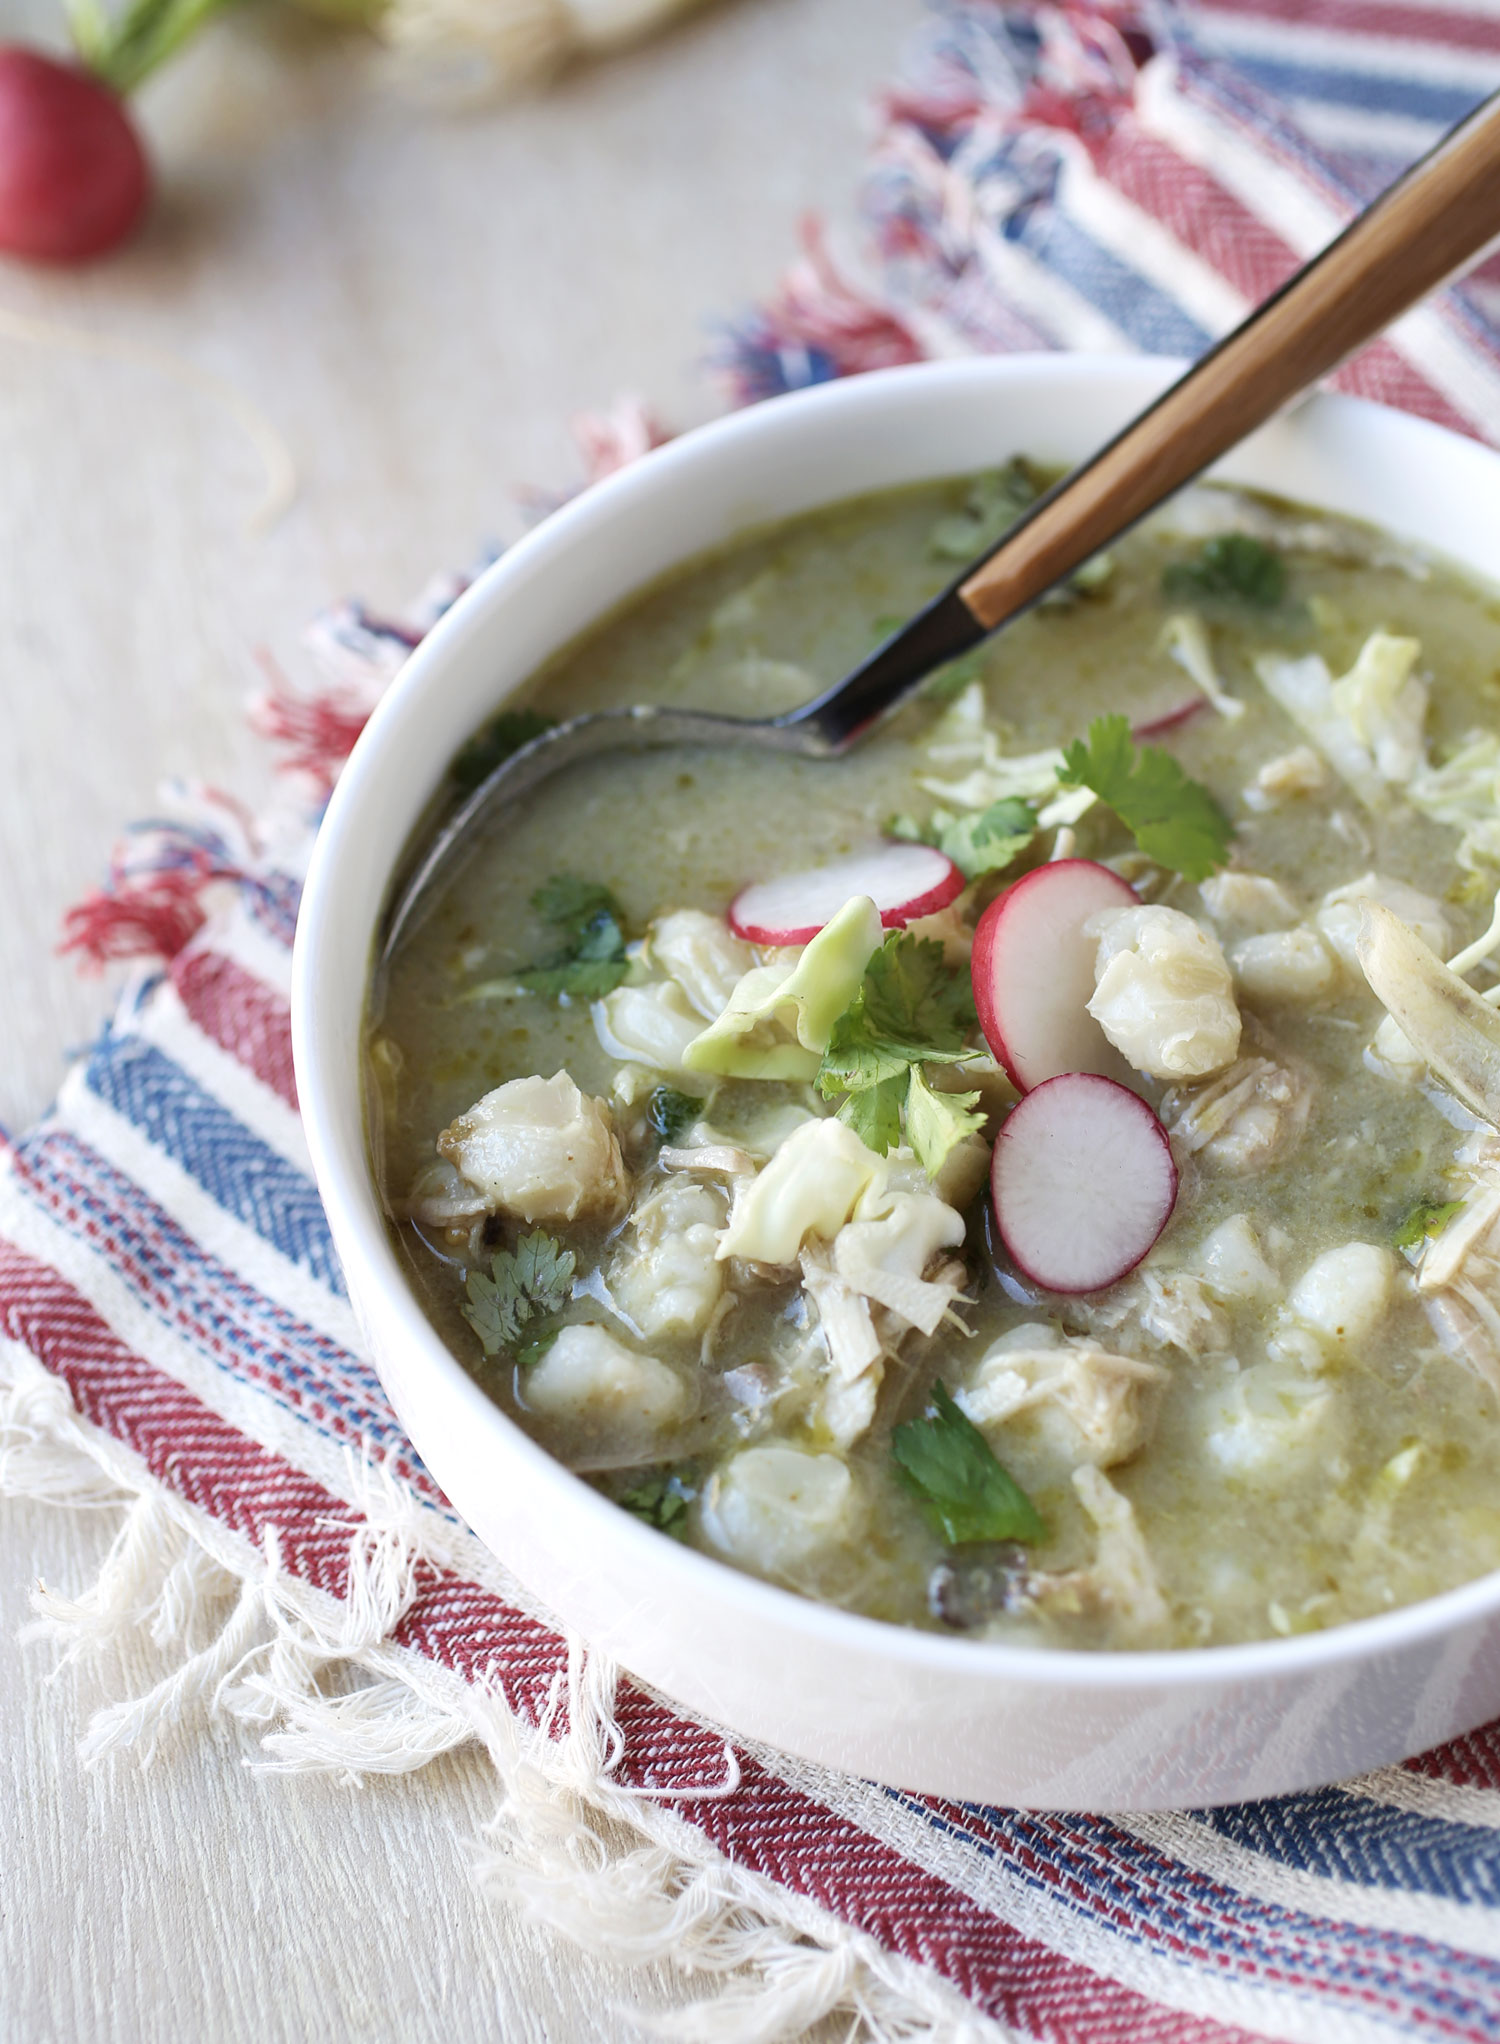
[{"x1": 368, "y1": 470, "x2": 1500, "y2": 1651}]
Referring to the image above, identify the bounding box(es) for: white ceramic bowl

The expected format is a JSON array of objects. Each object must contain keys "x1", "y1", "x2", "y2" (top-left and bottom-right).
[{"x1": 294, "y1": 355, "x2": 1500, "y2": 1809}]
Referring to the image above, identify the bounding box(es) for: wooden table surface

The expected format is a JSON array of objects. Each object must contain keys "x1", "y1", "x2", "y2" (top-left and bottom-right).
[{"x1": 0, "y1": 3, "x2": 921, "y2": 2034}]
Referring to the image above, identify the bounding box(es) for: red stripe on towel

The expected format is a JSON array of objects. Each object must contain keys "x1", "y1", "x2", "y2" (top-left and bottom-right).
[{"x1": 172, "y1": 947, "x2": 297, "y2": 1110}]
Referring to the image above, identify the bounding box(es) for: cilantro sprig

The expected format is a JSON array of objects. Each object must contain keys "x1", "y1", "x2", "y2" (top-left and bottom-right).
[
  {"x1": 889, "y1": 796, "x2": 1037, "y2": 881},
  {"x1": 1058, "y1": 715, "x2": 1231, "y2": 882},
  {"x1": 927, "y1": 461, "x2": 1039, "y2": 562},
  {"x1": 1393, "y1": 1197, "x2": 1465, "y2": 1252},
  {"x1": 892, "y1": 1383, "x2": 1044, "y2": 1546},
  {"x1": 618, "y1": 1468, "x2": 698, "y2": 1536},
  {"x1": 816, "y1": 933, "x2": 985, "y2": 1178},
  {"x1": 647, "y1": 1087, "x2": 700, "y2": 1146},
  {"x1": 451, "y1": 707, "x2": 556, "y2": 792},
  {"x1": 1162, "y1": 533, "x2": 1285, "y2": 610},
  {"x1": 514, "y1": 874, "x2": 631, "y2": 1001},
  {"x1": 462, "y1": 1229, "x2": 576, "y2": 1357}
]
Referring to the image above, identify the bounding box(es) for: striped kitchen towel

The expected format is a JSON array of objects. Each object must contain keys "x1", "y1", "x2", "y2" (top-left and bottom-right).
[{"x1": 9, "y1": 6, "x2": 1500, "y2": 2040}]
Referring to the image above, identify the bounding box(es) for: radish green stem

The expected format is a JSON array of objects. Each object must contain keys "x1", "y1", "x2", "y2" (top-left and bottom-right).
[{"x1": 65, "y1": 0, "x2": 241, "y2": 95}]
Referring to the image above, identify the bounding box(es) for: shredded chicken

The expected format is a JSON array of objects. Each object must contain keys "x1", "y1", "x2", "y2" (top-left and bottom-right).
[
  {"x1": 405, "y1": 1156, "x2": 488, "y2": 1230},
  {"x1": 1135, "y1": 1270, "x2": 1232, "y2": 1357},
  {"x1": 957, "y1": 1325, "x2": 1165, "y2": 1467},
  {"x1": 1318, "y1": 873, "x2": 1449, "y2": 979},
  {"x1": 645, "y1": 908, "x2": 754, "y2": 1019},
  {"x1": 1161, "y1": 1046, "x2": 1312, "y2": 1175},
  {"x1": 1411, "y1": 1134, "x2": 1500, "y2": 1402},
  {"x1": 1242, "y1": 745, "x2": 1328, "y2": 812},
  {"x1": 1356, "y1": 899, "x2": 1500, "y2": 1129},
  {"x1": 800, "y1": 1190, "x2": 969, "y2": 1447},
  {"x1": 715, "y1": 1119, "x2": 968, "y2": 1448},
  {"x1": 658, "y1": 1144, "x2": 760, "y2": 1177},
  {"x1": 797, "y1": 1251, "x2": 884, "y2": 1446},
  {"x1": 1029, "y1": 1467, "x2": 1172, "y2": 1646}
]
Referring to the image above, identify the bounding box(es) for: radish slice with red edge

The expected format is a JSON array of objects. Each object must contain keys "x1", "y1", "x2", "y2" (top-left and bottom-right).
[
  {"x1": 971, "y1": 858, "x2": 1137, "y2": 1092},
  {"x1": 991, "y1": 1073, "x2": 1177, "y2": 1294},
  {"x1": 728, "y1": 842, "x2": 964, "y2": 946},
  {"x1": 1131, "y1": 696, "x2": 1209, "y2": 743}
]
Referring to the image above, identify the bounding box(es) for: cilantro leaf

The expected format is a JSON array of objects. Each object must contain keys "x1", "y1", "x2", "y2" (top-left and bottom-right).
[
  {"x1": 890, "y1": 797, "x2": 1037, "y2": 881},
  {"x1": 531, "y1": 874, "x2": 625, "y2": 942},
  {"x1": 462, "y1": 1229, "x2": 577, "y2": 1356},
  {"x1": 904, "y1": 1066, "x2": 985, "y2": 1178},
  {"x1": 514, "y1": 873, "x2": 631, "y2": 1001},
  {"x1": 509, "y1": 1230, "x2": 575, "y2": 1316},
  {"x1": 892, "y1": 1383, "x2": 1044, "y2": 1546},
  {"x1": 816, "y1": 935, "x2": 982, "y2": 1176},
  {"x1": 452, "y1": 708, "x2": 556, "y2": 791},
  {"x1": 927, "y1": 460, "x2": 1039, "y2": 562},
  {"x1": 1393, "y1": 1197, "x2": 1465, "y2": 1251},
  {"x1": 648, "y1": 1087, "x2": 701, "y2": 1145},
  {"x1": 618, "y1": 1468, "x2": 697, "y2": 1536},
  {"x1": 817, "y1": 934, "x2": 975, "y2": 1103},
  {"x1": 861, "y1": 933, "x2": 976, "y2": 1050},
  {"x1": 1161, "y1": 533, "x2": 1285, "y2": 610},
  {"x1": 514, "y1": 958, "x2": 632, "y2": 1000},
  {"x1": 515, "y1": 1328, "x2": 561, "y2": 1371},
  {"x1": 820, "y1": 1024, "x2": 925, "y2": 1098},
  {"x1": 837, "y1": 1071, "x2": 907, "y2": 1154},
  {"x1": 1057, "y1": 714, "x2": 1231, "y2": 882}
]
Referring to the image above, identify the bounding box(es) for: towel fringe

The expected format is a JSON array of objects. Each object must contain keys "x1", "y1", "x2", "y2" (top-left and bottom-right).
[{"x1": 0, "y1": 1341, "x2": 1010, "y2": 2043}]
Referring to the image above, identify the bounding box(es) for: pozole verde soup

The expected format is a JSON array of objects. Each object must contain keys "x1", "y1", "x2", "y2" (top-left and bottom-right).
[{"x1": 368, "y1": 466, "x2": 1500, "y2": 1652}]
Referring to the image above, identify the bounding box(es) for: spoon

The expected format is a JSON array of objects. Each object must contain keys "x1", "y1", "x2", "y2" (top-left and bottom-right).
[{"x1": 383, "y1": 90, "x2": 1500, "y2": 962}]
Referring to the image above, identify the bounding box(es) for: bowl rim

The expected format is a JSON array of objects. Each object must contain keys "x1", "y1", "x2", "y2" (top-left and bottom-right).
[{"x1": 294, "y1": 349, "x2": 1500, "y2": 1693}]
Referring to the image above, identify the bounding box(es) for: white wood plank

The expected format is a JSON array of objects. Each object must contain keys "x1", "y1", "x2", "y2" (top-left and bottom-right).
[{"x1": 0, "y1": 2, "x2": 924, "y2": 2033}]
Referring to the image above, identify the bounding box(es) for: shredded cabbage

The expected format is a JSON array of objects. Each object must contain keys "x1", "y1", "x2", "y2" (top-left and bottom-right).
[
  {"x1": 1255, "y1": 630, "x2": 1428, "y2": 807},
  {"x1": 918, "y1": 681, "x2": 1095, "y2": 829},
  {"x1": 1162, "y1": 613, "x2": 1243, "y2": 720},
  {"x1": 717, "y1": 1118, "x2": 888, "y2": 1263},
  {"x1": 1409, "y1": 730, "x2": 1500, "y2": 872},
  {"x1": 682, "y1": 895, "x2": 883, "y2": 1080}
]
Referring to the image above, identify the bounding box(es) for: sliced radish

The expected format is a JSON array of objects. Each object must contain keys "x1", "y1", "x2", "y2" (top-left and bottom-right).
[
  {"x1": 971, "y1": 859, "x2": 1137, "y2": 1092},
  {"x1": 728, "y1": 842, "x2": 964, "y2": 946},
  {"x1": 1132, "y1": 696, "x2": 1208, "y2": 742},
  {"x1": 991, "y1": 1073, "x2": 1177, "y2": 1294}
]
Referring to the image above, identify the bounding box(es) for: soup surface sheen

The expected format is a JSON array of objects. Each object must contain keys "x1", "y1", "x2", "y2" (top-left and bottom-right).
[{"x1": 369, "y1": 469, "x2": 1500, "y2": 1652}]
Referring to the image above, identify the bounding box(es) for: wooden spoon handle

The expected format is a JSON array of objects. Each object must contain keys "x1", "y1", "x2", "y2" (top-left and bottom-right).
[{"x1": 958, "y1": 91, "x2": 1500, "y2": 631}]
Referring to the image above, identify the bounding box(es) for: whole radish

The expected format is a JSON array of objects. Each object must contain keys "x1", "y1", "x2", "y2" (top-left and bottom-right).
[{"x1": 0, "y1": 47, "x2": 149, "y2": 262}]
